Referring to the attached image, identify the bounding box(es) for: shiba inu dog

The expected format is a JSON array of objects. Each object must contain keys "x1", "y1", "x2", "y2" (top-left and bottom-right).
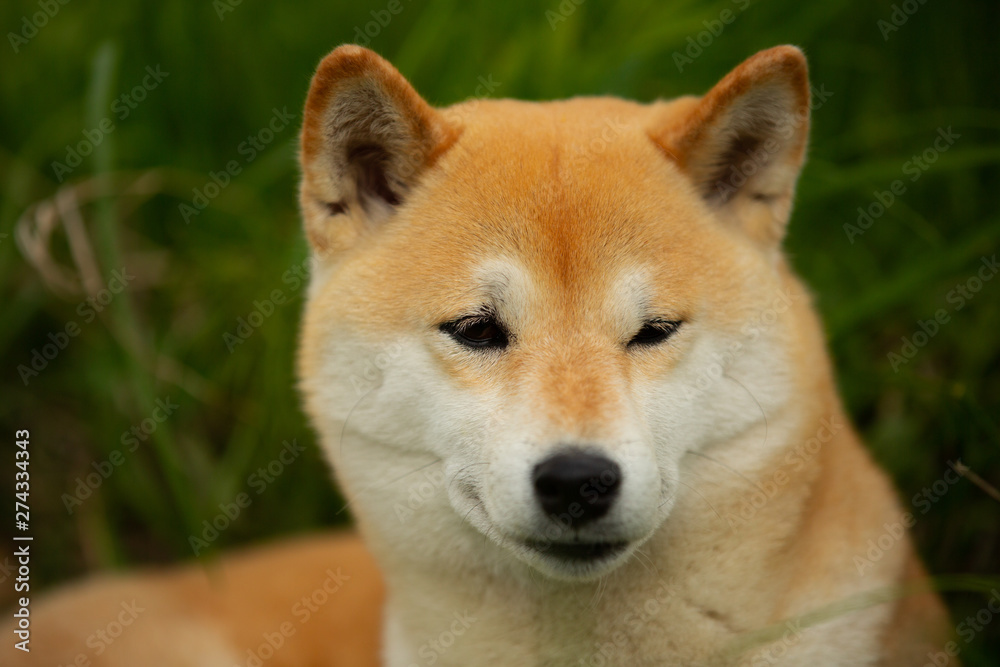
[{"x1": 5, "y1": 45, "x2": 952, "y2": 666}]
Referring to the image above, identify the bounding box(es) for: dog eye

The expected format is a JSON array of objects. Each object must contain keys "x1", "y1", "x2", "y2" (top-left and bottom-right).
[
  {"x1": 441, "y1": 316, "x2": 510, "y2": 350},
  {"x1": 628, "y1": 320, "x2": 682, "y2": 348}
]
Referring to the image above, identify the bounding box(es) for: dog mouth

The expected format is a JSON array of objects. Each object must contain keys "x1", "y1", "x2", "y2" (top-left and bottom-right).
[
  {"x1": 453, "y1": 488, "x2": 637, "y2": 575},
  {"x1": 523, "y1": 539, "x2": 629, "y2": 563}
]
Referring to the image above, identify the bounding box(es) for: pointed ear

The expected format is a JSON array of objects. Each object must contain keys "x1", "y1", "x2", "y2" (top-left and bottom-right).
[
  {"x1": 298, "y1": 45, "x2": 460, "y2": 254},
  {"x1": 650, "y1": 46, "x2": 810, "y2": 247}
]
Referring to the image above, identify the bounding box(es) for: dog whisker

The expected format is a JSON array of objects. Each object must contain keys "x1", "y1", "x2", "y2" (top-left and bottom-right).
[
  {"x1": 463, "y1": 500, "x2": 484, "y2": 526},
  {"x1": 724, "y1": 373, "x2": 769, "y2": 450},
  {"x1": 336, "y1": 455, "x2": 443, "y2": 516},
  {"x1": 588, "y1": 574, "x2": 608, "y2": 610},
  {"x1": 676, "y1": 480, "x2": 735, "y2": 536},
  {"x1": 630, "y1": 546, "x2": 658, "y2": 578},
  {"x1": 658, "y1": 483, "x2": 680, "y2": 509},
  {"x1": 337, "y1": 385, "x2": 377, "y2": 459}
]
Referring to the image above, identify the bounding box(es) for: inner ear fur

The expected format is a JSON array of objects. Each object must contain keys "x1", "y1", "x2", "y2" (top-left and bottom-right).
[
  {"x1": 299, "y1": 45, "x2": 459, "y2": 253},
  {"x1": 651, "y1": 45, "x2": 811, "y2": 247}
]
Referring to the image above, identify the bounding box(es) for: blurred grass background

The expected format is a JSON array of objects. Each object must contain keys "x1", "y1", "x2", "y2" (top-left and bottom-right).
[{"x1": 1, "y1": 0, "x2": 998, "y2": 661}]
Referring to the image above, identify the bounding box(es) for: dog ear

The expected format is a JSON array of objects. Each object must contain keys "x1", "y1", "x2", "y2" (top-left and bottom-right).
[
  {"x1": 651, "y1": 46, "x2": 810, "y2": 247},
  {"x1": 299, "y1": 45, "x2": 459, "y2": 254}
]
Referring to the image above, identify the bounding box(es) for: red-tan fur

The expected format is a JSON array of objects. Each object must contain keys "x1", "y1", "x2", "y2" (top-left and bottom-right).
[
  {"x1": 4, "y1": 534, "x2": 382, "y2": 666},
  {"x1": 3, "y1": 45, "x2": 951, "y2": 666}
]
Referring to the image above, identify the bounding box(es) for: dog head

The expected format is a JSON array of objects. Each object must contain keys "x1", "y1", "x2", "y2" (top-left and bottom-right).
[{"x1": 298, "y1": 45, "x2": 814, "y2": 580}]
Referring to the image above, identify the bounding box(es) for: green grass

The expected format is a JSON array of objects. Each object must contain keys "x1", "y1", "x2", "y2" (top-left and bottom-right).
[{"x1": 1, "y1": 0, "x2": 998, "y2": 661}]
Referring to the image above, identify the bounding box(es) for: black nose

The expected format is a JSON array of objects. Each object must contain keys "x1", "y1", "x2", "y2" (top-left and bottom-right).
[{"x1": 532, "y1": 451, "x2": 622, "y2": 528}]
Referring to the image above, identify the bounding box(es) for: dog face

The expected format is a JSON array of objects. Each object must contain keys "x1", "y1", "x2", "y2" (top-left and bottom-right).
[{"x1": 298, "y1": 46, "x2": 811, "y2": 580}]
